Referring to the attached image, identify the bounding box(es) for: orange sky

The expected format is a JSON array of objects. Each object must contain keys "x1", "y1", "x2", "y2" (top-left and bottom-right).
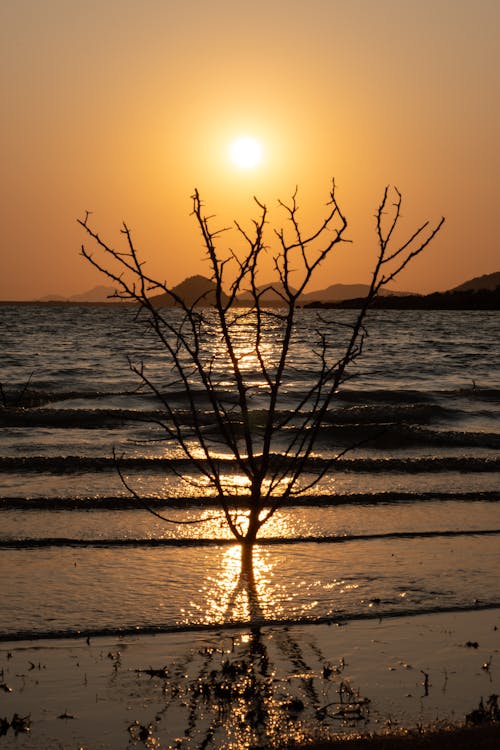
[{"x1": 1, "y1": 0, "x2": 499, "y2": 300}]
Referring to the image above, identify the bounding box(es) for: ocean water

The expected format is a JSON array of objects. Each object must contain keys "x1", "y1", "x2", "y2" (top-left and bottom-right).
[{"x1": 0, "y1": 303, "x2": 499, "y2": 641}]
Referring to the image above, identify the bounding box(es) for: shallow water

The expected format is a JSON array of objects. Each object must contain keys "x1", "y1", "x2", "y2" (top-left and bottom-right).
[
  {"x1": 2, "y1": 535, "x2": 499, "y2": 639},
  {"x1": 0, "y1": 304, "x2": 499, "y2": 640}
]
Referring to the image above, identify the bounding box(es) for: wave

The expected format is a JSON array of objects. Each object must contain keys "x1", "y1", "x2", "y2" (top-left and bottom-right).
[
  {"x1": 336, "y1": 386, "x2": 500, "y2": 404},
  {"x1": 2, "y1": 528, "x2": 500, "y2": 549},
  {"x1": 0, "y1": 403, "x2": 465, "y2": 428},
  {"x1": 1, "y1": 490, "x2": 498, "y2": 510},
  {"x1": 1, "y1": 454, "x2": 498, "y2": 473},
  {"x1": 0, "y1": 407, "x2": 163, "y2": 427},
  {"x1": 3, "y1": 385, "x2": 499, "y2": 407},
  {"x1": 318, "y1": 425, "x2": 500, "y2": 448},
  {"x1": 1, "y1": 602, "x2": 499, "y2": 644},
  {"x1": 0, "y1": 388, "x2": 136, "y2": 408},
  {"x1": 2, "y1": 405, "x2": 499, "y2": 456}
]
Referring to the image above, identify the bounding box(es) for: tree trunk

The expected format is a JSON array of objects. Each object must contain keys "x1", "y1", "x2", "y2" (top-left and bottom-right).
[
  {"x1": 241, "y1": 535, "x2": 255, "y2": 573},
  {"x1": 243, "y1": 505, "x2": 260, "y2": 548},
  {"x1": 240, "y1": 541, "x2": 265, "y2": 622},
  {"x1": 241, "y1": 504, "x2": 259, "y2": 590}
]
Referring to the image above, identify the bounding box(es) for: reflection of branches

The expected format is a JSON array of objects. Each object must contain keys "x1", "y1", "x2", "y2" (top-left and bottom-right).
[
  {"x1": 126, "y1": 555, "x2": 370, "y2": 748},
  {"x1": 222, "y1": 546, "x2": 265, "y2": 622},
  {"x1": 127, "y1": 626, "x2": 371, "y2": 748}
]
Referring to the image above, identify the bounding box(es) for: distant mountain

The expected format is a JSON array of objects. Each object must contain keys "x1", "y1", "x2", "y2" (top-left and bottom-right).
[
  {"x1": 327, "y1": 286, "x2": 500, "y2": 310},
  {"x1": 301, "y1": 283, "x2": 369, "y2": 304},
  {"x1": 451, "y1": 271, "x2": 500, "y2": 293},
  {"x1": 37, "y1": 294, "x2": 68, "y2": 302},
  {"x1": 235, "y1": 282, "x2": 409, "y2": 306},
  {"x1": 149, "y1": 271, "x2": 500, "y2": 310},
  {"x1": 232, "y1": 282, "x2": 412, "y2": 306},
  {"x1": 69, "y1": 285, "x2": 120, "y2": 302},
  {"x1": 35, "y1": 270, "x2": 500, "y2": 309},
  {"x1": 303, "y1": 270, "x2": 500, "y2": 310},
  {"x1": 152, "y1": 275, "x2": 230, "y2": 308},
  {"x1": 300, "y1": 283, "x2": 410, "y2": 304},
  {"x1": 237, "y1": 282, "x2": 298, "y2": 305},
  {"x1": 36, "y1": 285, "x2": 120, "y2": 303}
]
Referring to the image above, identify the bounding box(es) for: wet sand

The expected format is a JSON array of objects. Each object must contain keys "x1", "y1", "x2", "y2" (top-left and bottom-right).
[
  {"x1": 308, "y1": 724, "x2": 500, "y2": 749},
  {"x1": 0, "y1": 608, "x2": 498, "y2": 749}
]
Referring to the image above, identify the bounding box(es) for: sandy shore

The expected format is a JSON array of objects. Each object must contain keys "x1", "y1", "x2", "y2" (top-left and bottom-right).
[
  {"x1": 0, "y1": 608, "x2": 499, "y2": 749},
  {"x1": 308, "y1": 724, "x2": 500, "y2": 749}
]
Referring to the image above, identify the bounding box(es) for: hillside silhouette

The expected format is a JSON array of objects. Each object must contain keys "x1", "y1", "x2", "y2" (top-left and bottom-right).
[
  {"x1": 308, "y1": 286, "x2": 500, "y2": 310},
  {"x1": 151, "y1": 275, "x2": 230, "y2": 307},
  {"x1": 158, "y1": 271, "x2": 500, "y2": 309},
  {"x1": 452, "y1": 271, "x2": 500, "y2": 293},
  {"x1": 29, "y1": 270, "x2": 500, "y2": 309},
  {"x1": 37, "y1": 285, "x2": 121, "y2": 303},
  {"x1": 300, "y1": 283, "x2": 408, "y2": 304},
  {"x1": 305, "y1": 271, "x2": 500, "y2": 310}
]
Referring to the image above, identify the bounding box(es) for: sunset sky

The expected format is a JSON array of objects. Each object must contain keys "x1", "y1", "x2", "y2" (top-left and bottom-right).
[{"x1": 1, "y1": 0, "x2": 499, "y2": 300}]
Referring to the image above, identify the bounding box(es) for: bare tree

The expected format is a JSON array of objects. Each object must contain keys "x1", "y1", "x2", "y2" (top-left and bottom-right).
[{"x1": 79, "y1": 181, "x2": 444, "y2": 555}]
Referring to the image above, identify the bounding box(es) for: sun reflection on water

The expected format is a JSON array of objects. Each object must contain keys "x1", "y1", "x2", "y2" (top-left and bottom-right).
[
  {"x1": 175, "y1": 504, "x2": 305, "y2": 541},
  {"x1": 194, "y1": 545, "x2": 273, "y2": 623},
  {"x1": 185, "y1": 543, "x2": 328, "y2": 626}
]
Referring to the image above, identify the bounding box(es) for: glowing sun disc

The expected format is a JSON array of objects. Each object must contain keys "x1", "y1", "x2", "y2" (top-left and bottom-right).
[{"x1": 229, "y1": 137, "x2": 263, "y2": 169}]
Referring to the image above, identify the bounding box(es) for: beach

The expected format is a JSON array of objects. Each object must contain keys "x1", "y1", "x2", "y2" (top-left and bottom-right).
[{"x1": 1, "y1": 608, "x2": 499, "y2": 749}]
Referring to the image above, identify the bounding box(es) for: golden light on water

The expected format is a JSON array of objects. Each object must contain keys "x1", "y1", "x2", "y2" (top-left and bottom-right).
[
  {"x1": 194, "y1": 545, "x2": 273, "y2": 623},
  {"x1": 187, "y1": 539, "x2": 333, "y2": 627}
]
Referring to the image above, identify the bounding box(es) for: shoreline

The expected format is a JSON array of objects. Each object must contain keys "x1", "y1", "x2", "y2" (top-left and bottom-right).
[
  {"x1": 1, "y1": 608, "x2": 498, "y2": 749},
  {"x1": 1, "y1": 600, "x2": 499, "y2": 644}
]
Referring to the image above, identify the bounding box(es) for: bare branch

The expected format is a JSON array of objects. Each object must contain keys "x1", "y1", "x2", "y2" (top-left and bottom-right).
[{"x1": 79, "y1": 181, "x2": 444, "y2": 546}]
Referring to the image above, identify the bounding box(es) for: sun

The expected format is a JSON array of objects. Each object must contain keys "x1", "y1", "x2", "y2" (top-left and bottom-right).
[{"x1": 229, "y1": 136, "x2": 263, "y2": 169}]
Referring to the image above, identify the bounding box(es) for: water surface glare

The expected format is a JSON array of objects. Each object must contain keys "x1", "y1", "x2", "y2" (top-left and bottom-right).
[
  {"x1": 0, "y1": 305, "x2": 499, "y2": 639},
  {"x1": 0, "y1": 535, "x2": 498, "y2": 639}
]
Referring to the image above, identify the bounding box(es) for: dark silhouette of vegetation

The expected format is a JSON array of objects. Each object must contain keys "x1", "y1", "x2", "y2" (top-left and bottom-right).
[
  {"x1": 79, "y1": 182, "x2": 444, "y2": 552},
  {"x1": 306, "y1": 286, "x2": 500, "y2": 310},
  {"x1": 0, "y1": 372, "x2": 34, "y2": 408}
]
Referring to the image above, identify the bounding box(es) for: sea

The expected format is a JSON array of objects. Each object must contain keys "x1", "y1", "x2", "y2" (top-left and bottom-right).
[{"x1": 0, "y1": 303, "x2": 499, "y2": 643}]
